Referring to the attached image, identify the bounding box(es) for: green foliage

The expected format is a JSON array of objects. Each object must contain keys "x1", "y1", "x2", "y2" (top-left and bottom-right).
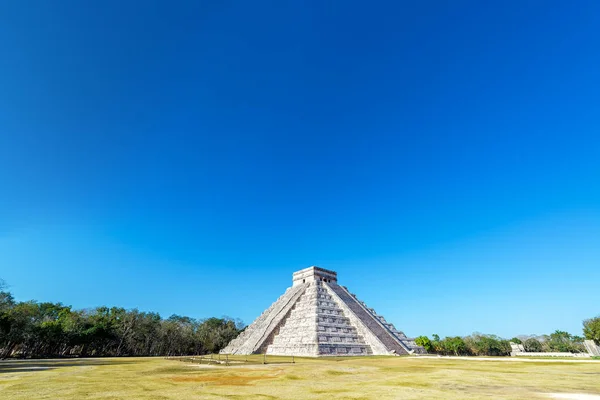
[
  {"x1": 415, "y1": 336, "x2": 433, "y2": 352},
  {"x1": 464, "y1": 334, "x2": 510, "y2": 356},
  {"x1": 510, "y1": 337, "x2": 522, "y2": 344},
  {"x1": 444, "y1": 337, "x2": 468, "y2": 356},
  {"x1": 546, "y1": 330, "x2": 583, "y2": 353},
  {"x1": 0, "y1": 280, "x2": 243, "y2": 359},
  {"x1": 424, "y1": 328, "x2": 590, "y2": 357},
  {"x1": 0, "y1": 289, "x2": 16, "y2": 340},
  {"x1": 583, "y1": 316, "x2": 600, "y2": 345},
  {"x1": 523, "y1": 338, "x2": 543, "y2": 352},
  {"x1": 428, "y1": 335, "x2": 469, "y2": 356},
  {"x1": 424, "y1": 334, "x2": 511, "y2": 356}
]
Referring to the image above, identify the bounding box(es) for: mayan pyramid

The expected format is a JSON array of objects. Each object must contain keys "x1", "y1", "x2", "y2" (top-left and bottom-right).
[{"x1": 221, "y1": 266, "x2": 425, "y2": 356}]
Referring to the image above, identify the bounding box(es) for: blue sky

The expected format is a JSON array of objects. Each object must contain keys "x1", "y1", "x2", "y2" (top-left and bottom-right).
[{"x1": 1, "y1": 1, "x2": 599, "y2": 338}]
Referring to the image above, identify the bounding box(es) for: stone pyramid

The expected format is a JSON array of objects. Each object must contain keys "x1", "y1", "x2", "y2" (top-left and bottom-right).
[{"x1": 221, "y1": 266, "x2": 425, "y2": 356}]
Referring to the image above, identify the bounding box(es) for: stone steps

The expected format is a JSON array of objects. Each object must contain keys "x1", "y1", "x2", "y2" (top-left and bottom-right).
[
  {"x1": 359, "y1": 297, "x2": 425, "y2": 353},
  {"x1": 318, "y1": 344, "x2": 372, "y2": 355},
  {"x1": 223, "y1": 267, "x2": 422, "y2": 357},
  {"x1": 327, "y1": 283, "x2": 412, "y2": 355},
  {"x1": 265, "y1": 282, "x2": 373, "y2": 356},
  {"x1": 266, "y1": 286, "x2": 319, "y2": 355},
  {"x1": 221, "y1": 283, "x2": 307, "y2": 355}
]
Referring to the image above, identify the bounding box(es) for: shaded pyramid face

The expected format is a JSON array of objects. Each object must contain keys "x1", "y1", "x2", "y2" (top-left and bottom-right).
[{"x1": 222, "y1": 267, "x2": 425, "y2": 356}]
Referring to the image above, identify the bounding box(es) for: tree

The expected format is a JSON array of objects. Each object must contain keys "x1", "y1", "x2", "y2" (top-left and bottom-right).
[
  {"x1": 197, "y1": 317, "x2": 240, "y2": 354},
  {"x1": 465, "y1": 334, "x2": 510, "y2": 356},
  {"x1": 0, "y1": 279, "x2": 13, "y2": 313},
  {"x1": 444, "y1": 336, "x2": 468, "y2": 356},
  {"x1": 583, "y1": 316, "x2": 600, "y2": 345},
  {"x1": 0, "y1": 281, "x2": 243, "y2": 359},
  {"x1": 429, "y1": 334, "x2": 443, "y2": 354},
  {"x1": 546, "y1": 330, "x2": 582, "y2": 353},
  {"x1": 415, "y1": 336, "x2": 433, "y2": 352},
  {"x1": 523, "y1": 338, "x2": 543, "y2": 352},
  {"x1": 0, "y1": 283, "x2": 15, "y2": 358},
  {"x1": 510, "y1": 337, "x2": 522, "y2": 344},
  {"x1": 428, "y1": 336, "x2": 470, "y2": 356},
  {"x1": 0, "y1": 284, "x2": 15, "y2": 335}
]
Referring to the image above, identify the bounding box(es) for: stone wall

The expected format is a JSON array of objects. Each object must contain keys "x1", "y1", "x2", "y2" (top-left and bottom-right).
[
  {"x1": 513, "y1": 352, "x2": 591, "y2": 358},
  {"x1": 322, "y1": 282, "x2": 390, "y2": 355},
  {"x1": 267, "y1": 281, "x2": 372, "y2": 356},
  {"x1": 221, "y1": 283, "x2": 306, "y2": 354},
  {"x1": 584, "y1": 340, "x2": 600, "y2": 356},
  {"x1": 510, "y1": 342, "x2": 593, "y2": 358},
  {"x1": 292, "y1": 266, "x2": 338, "y2": 286},
  {"x1": 326, "y1": 283, "x2": 412, "y2": 355}
]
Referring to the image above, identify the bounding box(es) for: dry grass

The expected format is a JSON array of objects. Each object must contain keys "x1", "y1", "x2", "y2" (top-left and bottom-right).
[{"x1": 0, "y1": 355, "x2": 599, "y2": 399}]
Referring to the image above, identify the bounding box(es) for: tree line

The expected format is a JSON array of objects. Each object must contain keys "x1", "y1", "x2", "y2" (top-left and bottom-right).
[
  {"x1": 0, "y1": 279, "x2": 242, "y2": 359},
  {"x1": 415, "y1": 320, "x2": 600, "y2": 356},
  {"x1": 2, "y1": 278, "x2": 599, "y2": 359},
  {"x1": 415, "y1": 334, "x2": 512, "y2": 356}
]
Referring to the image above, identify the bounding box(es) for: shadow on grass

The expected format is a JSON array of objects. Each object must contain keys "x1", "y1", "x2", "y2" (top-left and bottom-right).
[{"x1": 0, "y1": 358, "x2": 131, "y2": 374}]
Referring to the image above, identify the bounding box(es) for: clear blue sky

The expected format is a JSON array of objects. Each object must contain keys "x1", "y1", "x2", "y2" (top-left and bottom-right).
[{"x1": 1, "y1": 1, "x2": 599, "y2": 339}]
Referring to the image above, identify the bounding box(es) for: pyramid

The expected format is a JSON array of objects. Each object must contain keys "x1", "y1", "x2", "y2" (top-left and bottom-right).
[{"x1": 221, "y1": 266, "x2": 425, "y2": 356}]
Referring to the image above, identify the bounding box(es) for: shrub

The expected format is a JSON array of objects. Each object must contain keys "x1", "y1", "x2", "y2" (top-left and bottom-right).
[{"x1": 523, "y1": 338, "x2": 543, "y2": 352}]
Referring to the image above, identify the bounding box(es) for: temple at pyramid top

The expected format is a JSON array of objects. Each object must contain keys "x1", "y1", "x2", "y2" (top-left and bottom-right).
[
  {"x1": 221, "y1": 267, "x2": 425, "y2": 357},
  {"x1": 292, "y1": 266, "x2": 337, "y2": 285}
]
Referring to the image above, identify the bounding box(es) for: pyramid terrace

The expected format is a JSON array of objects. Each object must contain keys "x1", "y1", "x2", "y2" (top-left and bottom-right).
[{"x1": 221, "y1": 266, "x2": 424, "y2": 356}]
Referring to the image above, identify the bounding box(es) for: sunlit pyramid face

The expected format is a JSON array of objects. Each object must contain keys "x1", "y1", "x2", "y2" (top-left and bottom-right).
[{"x1": 221, "y1": 266, "x2": 425, "y2": 357}]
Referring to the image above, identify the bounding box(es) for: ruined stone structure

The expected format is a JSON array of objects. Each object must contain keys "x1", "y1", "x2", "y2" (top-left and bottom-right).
[
  {"x1": 221, "y1": 266, "x2": 425, "y2": 356},
  {"x1": 510, "y1": 342, "x2": 525, "y2": 356},
  {"x1": 510, "y1": 341, "x2": 594, "y2": 358},
  {"x1": 584, "y1": 340, "x2": 600, "y2": 357}
]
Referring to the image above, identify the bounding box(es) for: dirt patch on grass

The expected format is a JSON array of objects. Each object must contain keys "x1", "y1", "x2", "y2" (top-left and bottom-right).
[
  {"x1": 311, "y1": 388, "x2": 351, "y2": 394},
  {"x1": 384, "y1": 380, "x2": 432, "y2": 388},
  {"x1": 325, "y1": 369, "x2": 353, "y2": 376}
]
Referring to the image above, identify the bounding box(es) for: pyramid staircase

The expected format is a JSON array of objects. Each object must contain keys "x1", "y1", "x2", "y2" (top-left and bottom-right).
[
  {"x1": 266, "y1": 281, "x2": 373, "y2": 356},
  {"x1": 221, "y1": 283, "x2": 305, "y2": 355},
  {"x1": 221, "y1": 267, "x2": 425, "y2": 356}
]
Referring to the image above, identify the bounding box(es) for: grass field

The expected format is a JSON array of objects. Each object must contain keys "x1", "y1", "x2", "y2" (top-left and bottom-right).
[{"x1": 1, "y1": 355, "x2": 599, "y2": 399}]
